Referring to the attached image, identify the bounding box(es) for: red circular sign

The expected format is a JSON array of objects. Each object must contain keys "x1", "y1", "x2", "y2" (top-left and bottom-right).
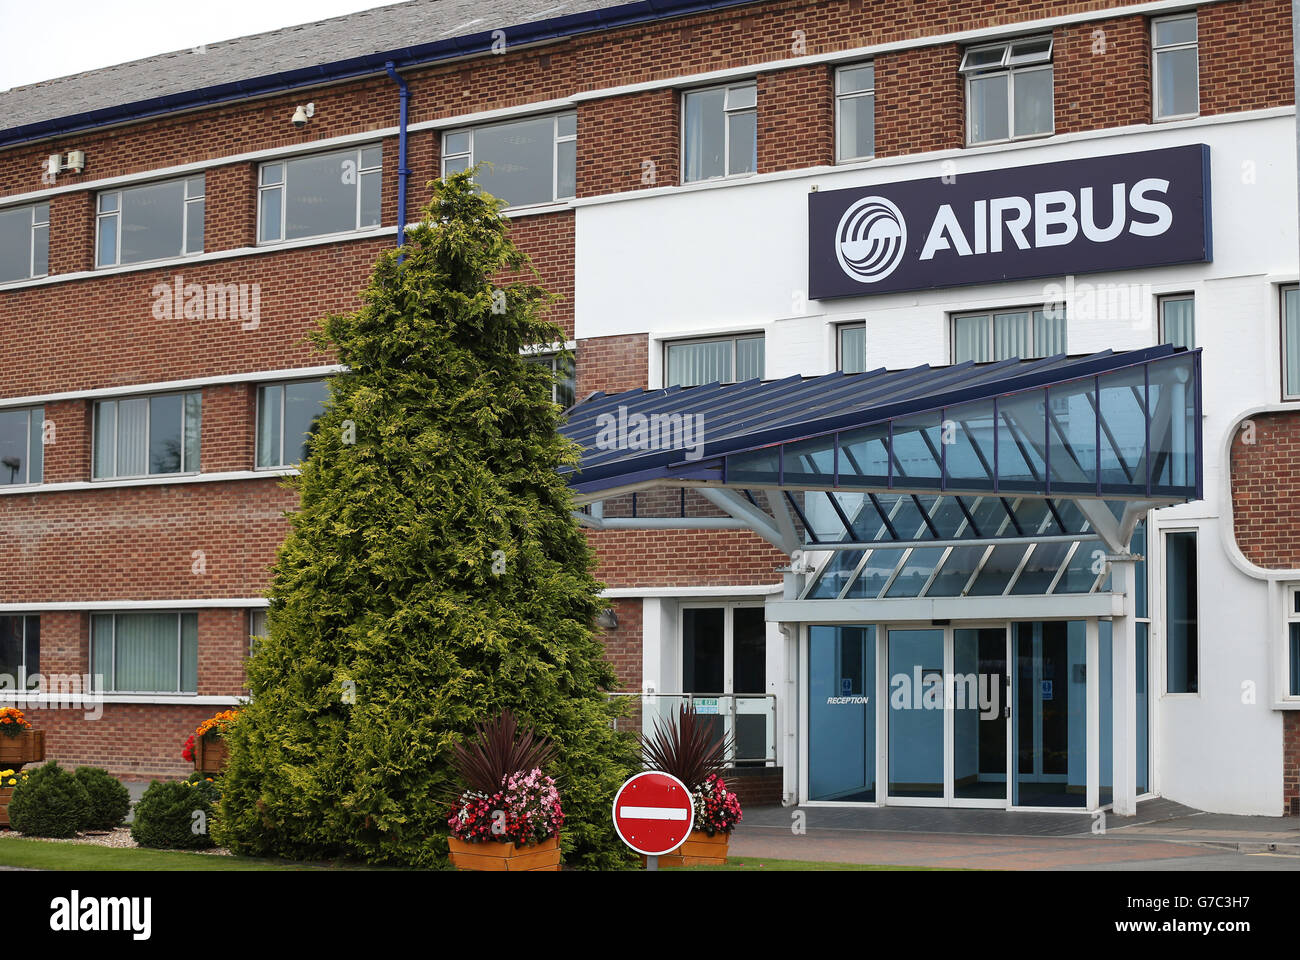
[{"x1": 612, "y1": 771, "x2": 696, "y2": 856}]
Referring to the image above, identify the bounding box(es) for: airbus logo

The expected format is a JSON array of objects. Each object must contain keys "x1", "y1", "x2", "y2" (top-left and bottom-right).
[{"x1": 834, "y1": 195, "x2": 907, "y2": 283}]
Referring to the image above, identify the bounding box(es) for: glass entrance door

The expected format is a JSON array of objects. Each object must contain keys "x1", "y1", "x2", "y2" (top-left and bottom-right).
[
  {"x1": 953, "y1": 628, "x2": 1008, "y2": 803},
  {"x1": 887, "y1": 628, "x2": 945, "y2": 802}
]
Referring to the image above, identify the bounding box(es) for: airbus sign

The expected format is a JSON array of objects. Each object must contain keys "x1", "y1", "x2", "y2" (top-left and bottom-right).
[{"x1": 808, "y1": 143, "x2": 1211, "y2": 299}]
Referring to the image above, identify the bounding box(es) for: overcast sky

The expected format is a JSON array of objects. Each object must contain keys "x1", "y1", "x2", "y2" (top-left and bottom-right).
[{"x1": 0, "y1": 0, "x2": 408, "y2": 90}]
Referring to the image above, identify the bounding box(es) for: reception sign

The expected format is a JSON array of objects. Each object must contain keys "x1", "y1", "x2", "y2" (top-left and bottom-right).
[{"x1": 808, "y1": 143, "x2": 1212, "y2": 299}]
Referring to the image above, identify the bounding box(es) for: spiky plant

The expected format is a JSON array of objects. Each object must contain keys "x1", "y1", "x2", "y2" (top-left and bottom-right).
[
  {"x1": 451, "y1": 709, "x2": 556, "y2": 794},
  {"x1": 641, "y1": 703, "x2": 733, "y2": 790}
]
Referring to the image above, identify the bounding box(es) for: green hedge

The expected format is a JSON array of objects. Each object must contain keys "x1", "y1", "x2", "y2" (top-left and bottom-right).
[
  {"x1": 7, "y1": 762, "x2": 90, "y2": 838},
  {"x1": 130, "y1": 775, "x2": 221, "y2": 850},
  {"x1": 74, "y1": 766, "x2": 131, "y2": 830}
]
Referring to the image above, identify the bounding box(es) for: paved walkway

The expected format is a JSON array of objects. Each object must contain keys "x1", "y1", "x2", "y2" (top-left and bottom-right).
[{"x1": 731, "y1": 799, "x2": 1300, "y2": 870}]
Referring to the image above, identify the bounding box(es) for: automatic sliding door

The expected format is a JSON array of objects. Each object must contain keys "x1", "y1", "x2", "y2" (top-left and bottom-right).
[
  {"x1": 808, "y1": 626, "x2": 875, "y2": 801},
  {"x1": 953, "y1": 628, "x2": 1008, "y2": 802},
  {"x1": 888, "y1": 628, "x2": 944, "y2": 800}
]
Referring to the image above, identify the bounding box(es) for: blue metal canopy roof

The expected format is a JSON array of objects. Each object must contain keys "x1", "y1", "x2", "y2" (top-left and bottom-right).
[{"x1": 561, "y1": 345, "x2": 1203, "y2": 505}]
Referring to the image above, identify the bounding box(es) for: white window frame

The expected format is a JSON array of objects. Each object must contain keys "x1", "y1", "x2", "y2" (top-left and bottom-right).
[
  {"x1": 837, "y1": 322, "x2": 868, "y2": 373},
  {"x1": 524, "y1": 351, "x2": 577, "y2": 407},
  {"x1": 950, "y1": 305, "x2": 1067, "y2": 364},
  {"x1": 0, "y1": 404, "x2": 44, "y2": 487},
  {"x1": 681, "y1": 81, "x2": 758, "y2": 184},
  {"x1": 249, "y1": 608, "x2": 267, "y2": 656},
  {"x1": 96, "y1": 175, "x2": 205, "y2": 268},
  {"x1": 257, "y1": 146, "x2": 383, "y2": 246},
  {"x1": 960, "y1": 35, "x2": 1055, "y2": 146},
  {"x1": 90, "y1": 611, "x2": 198, "y2": 694},
  {"x1": 441, "y1": 112, "x2": 577, "y2": 208},
  {"x1": 1160, "y1": 527, "x2": 1199, "y2": 698},
  {"x1": 1282, "y1": 284, "x2": 1300, "y2": 401},
  {"x1": 677, "y1": 600, "x2": 768, "y2": 696},
  {"x1": 92, "y1": 391, "x2": 201, "y2": 481},
  {"x1": 835, "y1": 62, "x2": 876, "y2": 163},
  {"x1": 1284, "y1": 585, "x2": 1300, "y2": 701},
  {"x1": 1157, "y1": 292, "x2": 1195, "y2": 348},
  {"x1": 255, "y1": 378, "x2": 329, "y2": 470},
  {"x1": 663, "y1": 332, "x2": 765, "y2": 387},
  {"x1": 0, "y1": 202, "x2": 49, "y2": 285},
  {"x1": 1152, "y1": 12, "x2": 1200, "y2": 122},
  {"x1": 0, "y1": 614, "x2": 40, "y2": 689}
]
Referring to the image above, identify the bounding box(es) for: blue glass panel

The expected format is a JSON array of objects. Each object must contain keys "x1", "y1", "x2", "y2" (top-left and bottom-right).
[
  {"x1": 1097, "y1": 365, "x2": 1147, "y2": 494},
  {"x1": 996, "y1": 391, "x2": 1047, "y2": 492},
  {"x1": 885, "y1": 547, "x2": 946, "y2": 598},
  {"x1": 846, "y1": 548, "x2": 906, "y2": 599},
  {"x1": 809, "y1": 550, "x2": 865, "y2": 599},
  {"x1": 970, "y1": 496, "x2": 1015, "y2": 537},
  {"x1": 925, "y1": 544, "x2": 989, "y2": 596},
  {"x1": 783, "y1": 435, "x2": 836, "y2": 486},
  {"x1": 1148, "y1": 354, "x2": 1197, "y2": 497},
  {"x1": 1010, "y1": 540, "x2": 1072, "y2": 594},
  {"x1": 890, "y1": 411, "x2": 944, "y2": 488},
  {"x1": 968, "y1": 543, "x2": 1028, "y2": 596},
  {"x1": 1010, "y1": 497, "x2": 1054, "y2": 535},
  {"x1": 838, "y1": 423, "x2": 891, "y2": 486},
  {"x1": 809, "y1": 625, "x2": 876, "y2": 801},
  {"x1": 727, "y1": 448, "x2": 780, "y2": 484},
  {"x1": 943, "y1": 398, "x2": 998, "y2": 491},
  {"x1": 1047, "y1": 377, "x2": 1098, "y2": 493},
  {"x1": 1099, "y1": 619, "x2": 1113, "y2": 806},
  {"x1": 927, "y1": 496, "x2": 968, "y2": 538},
  {"x1": 1054, "y1": 539, "x2": 1106, "y2": 594},
  {"x1": 1137, "y1": 622, "x2": 1149, "y2": 793}
]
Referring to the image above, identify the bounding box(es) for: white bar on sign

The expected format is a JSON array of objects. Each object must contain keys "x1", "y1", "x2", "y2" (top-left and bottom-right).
[{"x1": 619, "y1": 806, "x2": 689, "y2": 821}]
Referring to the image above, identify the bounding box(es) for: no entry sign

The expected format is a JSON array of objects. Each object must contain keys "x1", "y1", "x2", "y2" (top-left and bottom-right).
[{"x1": 612, "y1": 771, "x2": 695, "y2": 857}]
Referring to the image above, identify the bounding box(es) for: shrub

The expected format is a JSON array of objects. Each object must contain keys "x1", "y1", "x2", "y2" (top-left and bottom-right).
[
  {"x1": 74, "y1": 766, "x2": 131, "y2": 831},
  {"x1": 7, "y1": 761, "x2": 90, "y2": 838},
  {"x1": 130, "y1": 776, "x2": 220, "y2": 850}
]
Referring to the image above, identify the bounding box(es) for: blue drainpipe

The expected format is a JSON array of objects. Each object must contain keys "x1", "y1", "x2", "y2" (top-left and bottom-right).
[{"x1": 384, "y1": 61, "x2": 410, "y2": 258}]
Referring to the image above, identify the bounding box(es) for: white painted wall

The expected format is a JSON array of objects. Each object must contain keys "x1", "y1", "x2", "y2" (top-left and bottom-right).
[{"x1": 578, "y1": 111, "x2": 1299, "y2": 815}]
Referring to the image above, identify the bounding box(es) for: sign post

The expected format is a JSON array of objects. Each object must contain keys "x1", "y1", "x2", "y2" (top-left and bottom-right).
[{"x1": 612, "y1": 771, "x2": 695, "y2": 870}]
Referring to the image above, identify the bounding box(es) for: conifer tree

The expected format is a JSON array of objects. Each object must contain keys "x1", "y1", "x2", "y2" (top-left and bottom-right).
[{"x1": 217, "y1": 171, "x2": 639, "y2": 869}]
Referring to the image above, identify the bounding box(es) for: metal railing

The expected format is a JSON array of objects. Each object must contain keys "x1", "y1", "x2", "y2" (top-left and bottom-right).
[{"x1": 607, "y1": 692, "x2": 777, "y2": 766}]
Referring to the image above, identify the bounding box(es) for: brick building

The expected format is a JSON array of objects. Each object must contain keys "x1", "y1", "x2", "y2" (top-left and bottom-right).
[{"x1": 0, "y1": 0, "x2": 1296, "y2": 817}]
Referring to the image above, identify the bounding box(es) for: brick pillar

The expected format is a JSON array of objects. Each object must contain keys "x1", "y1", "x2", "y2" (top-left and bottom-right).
[
  {"x1": 41, "y1": 398, "x2": 92, "y2": 483},
  {"x1": 197, "y1": 609, "x2": 249, "y2": 697},
  {"x1": 576, "y1": 333, "x2": 649, "y2": 396},
  {"x1": 47, "y1": 192, "x2": 95, "y2": 275},
  {"x1": 205, "y1": 163, "x2": 258, "y2": 251},
  {"x1": 199, "y1": 383, "x2": 256, "y2": 472},
  {"x1": 758, "y1": 64, "x2": 834, "y2": 173},
  {"x1": 577, "y1": 89, "x2": 679, "y2": 197},
  {"x1": 874, "y1": 43, "x2": 964, "y2": 158},
  {"x1": 1285, "y1": 712, "x2": 1299, "y2": 816}
]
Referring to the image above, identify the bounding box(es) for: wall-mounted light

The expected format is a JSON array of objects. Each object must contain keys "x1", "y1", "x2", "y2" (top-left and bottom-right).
[{"x1": 291, "y1": 102, "x2": 316, "y2": 129}]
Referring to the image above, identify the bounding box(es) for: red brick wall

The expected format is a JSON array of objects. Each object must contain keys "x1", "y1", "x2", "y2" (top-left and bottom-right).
[
  {"x1": 498, "y1": 211, "x2": 576, "y2": 340},
  {"x1": 1230, "y1": 411, "x2": 1300, "y2": 567},
  {"x1": 590, "y1": 529, "x2": 786, "y2": 587},
  {"x1": 758, "y1": 64, "x2": 834, "y2": 172},
  {"x1": 578, "y1": 89, "x2": 680, "y2": 196},
  {"x1": 32, "y1": 703, "x2": 228, "y2": 780},
  {"x1": 1286, "y1": 711, "x2": 1299, "y2": 815},
  {"x1": 1055, "y1": 17, "x2": 1151, "y2": 134},
  {"x1": 599, "y1": 597, "x2": 643, "y2": 692},
  {"x1": 873, "y1": 44, "x2": 964, "y2": 157},
  {"x1": 576, "y1": 333, "x2": 650, "y2": 397},
  {"x1": 1200, "y1": 0, "x2": 1295, "y2": 116}
]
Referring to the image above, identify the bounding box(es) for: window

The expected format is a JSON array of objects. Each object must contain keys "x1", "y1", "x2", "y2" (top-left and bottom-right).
[
  {"x1": 665, "y1": 334, "x2": 764, "y2": 387},
  {"x1": 259, "y1": 146, "x2": 382, "y2": 244},
  {"x1": 960, "y1": 35, "x2": 1054, "y2": 145},
  {"x1": 93, "y1": 392, "x2": 201, "y2": 479},
  {"x1": 91, "y1": 612, "x2": 197, "y2": 693},
  {"x1": 1153, "y1": 13, "x2": 1199, "y2": 120},
  {"x1": 952, "y1": 307, "x2": 1067, "y2": 363},
  {"x1": 1284, "y1": 286, "x2": 1300, "y2": 399},
  {"x1": 525, "y1": 352, "x2": 576, "y2": 408},
  {"x1": 839, "y1": 323, "x2": 867, "y2": 373},
  {"x1": 836, "y1": 63, "x2": 875, "y2": 162},
  {"x1": 683, "y1": 82, "x2": 757, "y2": 183},
  {"x1": 0, "y1": 615, "x2": 39, "y2": 689},
  {"x1": 1159, "y1": 294, "x2": 1195, "y2": 348},
  {"x1": 1165, "y1": 530, "x2": 1198, "y2": 694},
  {"x1": 0, "y1": 406, "x2": 43, "y2": 486},
  {"x1": 97, "y1": 176, "x2": 204, "y2": 267},
  {"x1": 249, "y1": 608, "x2": 267, "y2": 656},
  {"x1": 256, "y1": 379, "x2": 329, "y2": 468},
  {"x1": 0, "y1": 202, "x2": 49, "y2": 284},
  {"x1": 1287, "y1": 587, "x2": 1300, "y2": 697},
  {"x1": 442, "y1": 113, "x2": 576, "y2": 209}
]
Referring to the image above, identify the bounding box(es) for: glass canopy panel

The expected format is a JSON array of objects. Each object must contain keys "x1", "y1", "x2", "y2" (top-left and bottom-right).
[
  {"x1": 783, "y1": 435, "x2": 836, "y2": 487},
  {"x1": 967, "y1": 543, "x2": 1029, "y2": 596},
  {"x1": 885, "y1": 547, "x2": 946, "y2": 597},
  {"x1": 803, "y1": 491, "x2": 857, "y2": 542},
  {"x1": 838, "y1": 424, "x2": 891, "y2": 486},
  {"x1": 1055, "y1": 539, "x2": 1105, "y2": 594},
  {"x1": 996, "y1": 391, "x2": 1048, "y2": 492},
  {"x1": 846, "y1": 548, "x2": 906, "y2": 599},
  {"x1": 969, "y1": 496, "x2": 1015, "y2": 537},
  {"x1": 878, "y1": 494, "x2": 928, "y2": 540},
  {"x1": 1148, "y1": 354, "x2": 1197, "y2": 497},
  {"x1": 889, "y1": 411, "x2": 944, "y2": 489},
  {"x1": 1047, "y1": 377, "x2": 1099, "y2": 494},
  {"x1": 1010, "y1": 497, "x2": 1054, "y2": 536},
  {"x1": 1009, "y1": 540, "x2": 1073, "y2": 594},
  {"x1": 927, "y1": 496, "x2": 969, "y2": 538},
  {"x1": 1096, "y1": 365, "x2": 1147, "y2": 495},
  {"x1": 925, "y1": 544, "x2": 989, "y2": 596},
  {"x1": 943, "y1": 398, "x2": 998, "y2": 491},
  {"x1": 726, "y1": 447, "x2": 780, "y2": 484},
  {"x1": 809, "y1": 549, "x2": 866, "y2": 598}
]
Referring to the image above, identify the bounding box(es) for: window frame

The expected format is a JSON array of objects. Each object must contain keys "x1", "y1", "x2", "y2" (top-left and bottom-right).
[
  {"x1": 1157, "y1": 292, "x2": 1195, "y2": 348},
  {"x1": 0, "y1": 405, "x2": 44, "y2": 487},
  {"x1": 255, "y1": 377, "x2": 329, "y2": 470},
  {"x1": 1285, "y1": 585, "x2": 1300, "y2": 700},
  {"x1": 95, "y1": 175, "x2": 205, "y2": 268},
  {"x1": 834, "y1": 62, "x2": 876, "y2": 163},
  {"x1": 662, "y1": 332, "x2": 765, "y2": 388},
  {"x1": 837, "y1": 321, "x2": 868, "y2": 373},
  {"x1": 0, "y1": 202, "x2": 50, "y2": 285},
  {"x1": 1162, "y1": 527, "x2": 1199, "y2": 697},
  {"x1": 1282, "y1": 284, "x2": 1300, "y2": 401},
  {"x1": 256, "y1": 145, "x2": 383, "y2": 246},
  {"x1": 249, "y1": 608, "x2": 267, "y2": 657},
  {"x1": 92, "y1": 390, "x2": 201, "y2": 481},
  {"x1": 950, "y1": 304, "x2": 1067, "y2": 364},
  {"x1": 90, "y1": 611, "x2": 198, "y2": 694},
  {"x1": 681, "y1": 80, "x2": 758, "y2": 184},
  {"x1": 960, "y1": 35, "x2": 1055, "y2": 146},
  {"x1": 440, "y1": 112, "x2": 577, "y2": 209},
  {"x1": 0, "y1": 614, "x2": 40, "y2": 690},
  {"x1": 524, "y1": 350, "x2": 577, "y2": 408},
  {"x1": 1151, "y1": 12, "x2": 1200, "y2": 122}
]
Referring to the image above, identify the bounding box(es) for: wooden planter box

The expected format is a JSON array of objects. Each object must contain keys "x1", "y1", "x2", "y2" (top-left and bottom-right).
[
  {"x1": 194, "y1": 736, "x2": 228, "y2": 774},
  {"x1": 0, "y1": 730, "x2": 44, "y2": 769},
  {"x1": 642, "y1": 829, "x2": 730, "y2": 868},
  {"x1": 448, "y1": 834, "x2": 561, "y2": 871},
  {"x1": 0, "y1": 785, "x2": 14, "y2": 828}
]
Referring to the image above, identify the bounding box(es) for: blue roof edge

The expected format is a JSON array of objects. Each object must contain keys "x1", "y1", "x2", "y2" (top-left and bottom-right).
[{"x1": 0, "y1": 0, "x2": 762, "y2": 149}]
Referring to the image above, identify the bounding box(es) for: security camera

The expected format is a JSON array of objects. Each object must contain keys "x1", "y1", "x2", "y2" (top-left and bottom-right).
[{"x1": 291, "y1": 103, "x2": 315, "y2": 129}]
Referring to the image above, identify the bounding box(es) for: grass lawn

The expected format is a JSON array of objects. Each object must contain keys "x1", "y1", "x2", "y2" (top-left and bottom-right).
[
  {"x1": 681, "y1": 856, "x2": 956, "y2": 871},
  {"x1": 0, "y1": 836, "x2": 366, "y2": 871}
]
